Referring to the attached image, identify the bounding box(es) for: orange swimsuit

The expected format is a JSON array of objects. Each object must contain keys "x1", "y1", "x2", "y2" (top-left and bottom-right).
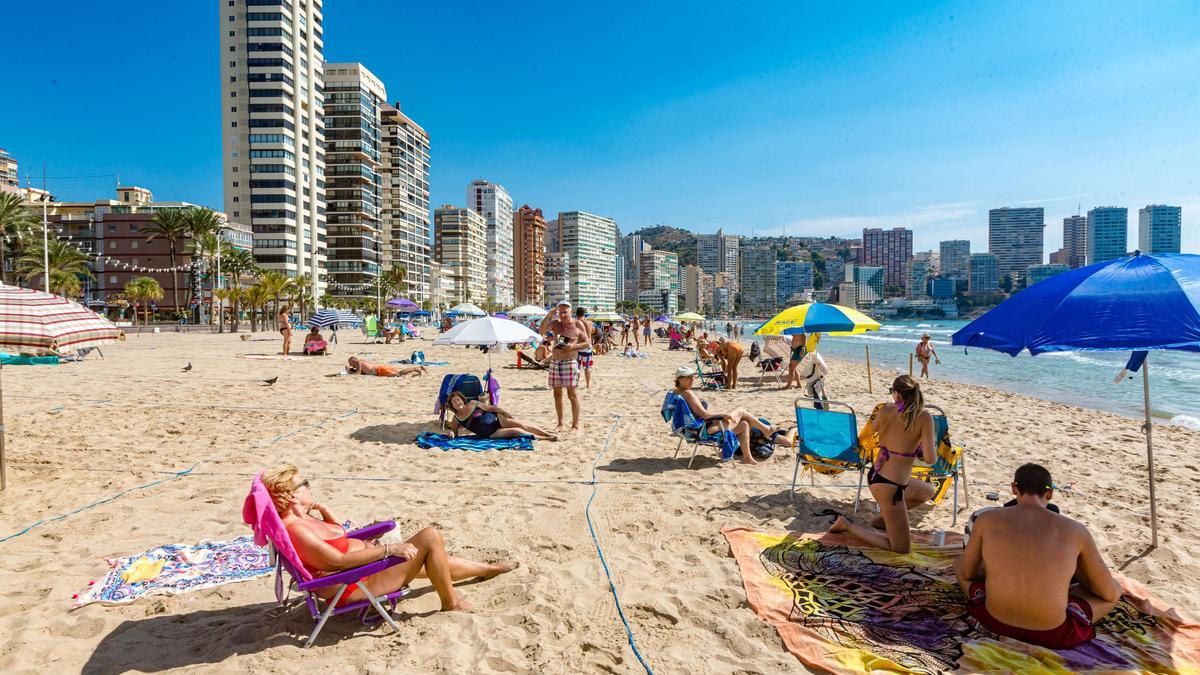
[{"x1": 302, "y1": 534, "x2": 367, "y2": 607}]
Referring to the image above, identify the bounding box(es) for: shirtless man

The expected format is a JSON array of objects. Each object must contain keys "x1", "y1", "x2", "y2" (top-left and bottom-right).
[
  {"x1": 344, "y1": 356, "x2": 426, "y2": 378},
  {"x1": 954, "y1": 463, "x2": 1121, "y2": 650},
  {"x1": 544, "y1": 301, "x2": 591, "y2": 431},
  {"x1": 278, "y1": 305, "x2": 292, "y2": 355},
  {"x1": 575, "y1": 307, "x2": 596, "y2": 388},
  {"x1": 718, "y1": 337, "x2": 745, "y2": 389}
]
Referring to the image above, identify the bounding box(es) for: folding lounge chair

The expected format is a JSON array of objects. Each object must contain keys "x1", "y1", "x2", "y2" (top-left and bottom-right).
[
  {"x1": 661, "y1": 391, "x2": 731, "y2": 468},
  {"x1": 906, "y1": 404, "x2": 970, "y2": 525},
  {"x1": 242, "y1": 473, "x2": 410, "y2": 648},
  {"x1": 434, "y1": 371, "x2": 499, "y2": 428},
  {"x1": 791, "y1": 397, "x2": 867, "y2": 511},
  {"x1": 757, "y1": 336, "x2": 790, "y2": 384},
  {"x1": 693, "y1": 354, "x2": 726, "y2": 390},
  {"x1": 362, "y1": 316, "x2": 384, "y2": 344}
]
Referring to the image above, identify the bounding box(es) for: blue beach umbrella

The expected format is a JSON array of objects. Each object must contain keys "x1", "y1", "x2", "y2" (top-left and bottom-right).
[
  {"x1": 309, "y1": 309, "x2": 362, "y2": 329},
  {"x1": 951, "y1": 252, "x2": 1200, "y2": 549}
]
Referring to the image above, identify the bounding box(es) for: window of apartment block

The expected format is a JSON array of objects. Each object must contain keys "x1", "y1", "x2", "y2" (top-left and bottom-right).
[
  {"x1": 109, "y1": 241, "x2": 116, "y2": 249},
  {"x1": 108, "y1": 224, "x2": 116, "y2": 232},
  {"x1": 109, "y1": 276, "x2": 117, "y2": 284},
  {"x1": 131, "y1": 241, "x2": 138, "y2": 249}
]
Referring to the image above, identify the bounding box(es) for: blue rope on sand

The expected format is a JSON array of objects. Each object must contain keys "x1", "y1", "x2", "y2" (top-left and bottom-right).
[
  {"x1": 0, "y1": 462, "x2": 202, "y2": 545},
  {"x1": 586, "y1": 415, "x2": 654, "y2": 674}
]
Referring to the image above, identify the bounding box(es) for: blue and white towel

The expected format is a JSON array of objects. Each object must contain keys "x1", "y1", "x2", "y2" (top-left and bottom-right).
[{"x1": 415, "y1": 432, "x2": 534, "y2": 452}]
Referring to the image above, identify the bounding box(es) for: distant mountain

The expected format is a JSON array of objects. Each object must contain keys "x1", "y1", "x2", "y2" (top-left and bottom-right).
[{"x1": 630, "y1": 226, "x2": 698, "y2": 267}]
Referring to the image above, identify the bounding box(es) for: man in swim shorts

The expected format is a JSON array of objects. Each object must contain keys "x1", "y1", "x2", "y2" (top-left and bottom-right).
[
  {"x1": 953, "y1": 463, "x2": 1121, "y2": 650},
  {"x1": 575, "y1": 307, "x2": 596, "y2": 388},
  {"x1": 345, "y1": 356, "x2": 425, "y2": 378},
  {"x1": 544, "y1": 300, "x2": 590, "y2": 431}
]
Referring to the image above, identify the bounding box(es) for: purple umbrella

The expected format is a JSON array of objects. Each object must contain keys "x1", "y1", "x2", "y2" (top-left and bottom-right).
[
  {"x1": 386, "y1": 298, "x2": 418, "y2": 309},
  {"x1": 653, "y1": 315, "x2": 669, "y2": 322}
]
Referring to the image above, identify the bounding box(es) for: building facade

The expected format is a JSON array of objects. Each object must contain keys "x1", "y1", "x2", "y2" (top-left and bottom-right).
[
  {"x1": 683, "y1": 265, "x2": 713, "y2": 313},
  {"x1": 988, "y1": 207, "x2": 1044, "y2": 283},
  {"x1": 1138, "y1": 204, "x2": 1182, "y2": 254},
  {"x1": 467, "y1": 180, "x2": 514, "y2": 306},
  {"x1": 0, "y1": 148, "x2": 18, "y2": 194},
  {"x1": 379, "y1": 102, "x2": 431, "y2": 302},
  {"x1": 739, "y1": 246, "x2": 777, "y2": 316},
  {"x1": 912, "y1": 249, "x2": 940, "y2": 276},
  {"x1": 433, "y1": 205, "x2": 487, "y2": 305},
  {"x1": 775, "y1": 260, "x2": 814, "y2": 307},
  {"x1": 850, "y1": 264, "x2": 884, "y2": 305},
  {"x1": 637, "y1": 249, "x2": 679, "y2": 314},
  {"x1": 1027, "y1": 263, "x2": 1070, "y2": 286},
  {"x1": 696, "y1": 229, "x2": 740, "y2": 296},
  {"x1": 220, "y1": 0, "x2": 327, "y2": 295},
  {"x1": 1063, "y1": 215, "x2": 1087, "y2": 268},
  {"x1": 322, "y1": 63, "x2": 385, "y2": 300},
  {"x1": 558, "y1": 211, "x2": 617, "y2": 311},
  {"x1": 618, "y1": 234, "x2": 650, "y2": 302},
  {"x1": 512, "y1": 204, "x2": 546, "y2": 305},
  {"x1": 907, "y1": 259, "x2": 929, "y2": 299},
  {"x1": 544, "y1": 251, "x2": 570, "y2": 304},
  {"x1": 939, "y1": 239, "x2": 971, "y2": 280},
  {"x1": 968, "y1": 253, "x2": 1000, "y2": 293},
  {"x1": 859, "y1": 227, "x2": 913, "y2": 291},
  {"x1": 1086, "y1": 207, "x2": 1128, "y2": 264}
]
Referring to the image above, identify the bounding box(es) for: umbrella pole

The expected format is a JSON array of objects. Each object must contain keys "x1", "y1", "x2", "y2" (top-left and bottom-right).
[
  {"x1": 1142, "y1": 358, "x2": 1158, "y2": 550},
  {"x1": 0, "y1": 359, "x2": 6, "y2": 491},
  {"x1": 865, "y1": 345, "x2": 873, "y2": 394}
]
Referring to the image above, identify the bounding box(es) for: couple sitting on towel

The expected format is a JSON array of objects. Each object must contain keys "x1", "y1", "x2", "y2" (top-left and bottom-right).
[{"x1": 828, "y1": 375, "x2": 1121, "y2": 650}]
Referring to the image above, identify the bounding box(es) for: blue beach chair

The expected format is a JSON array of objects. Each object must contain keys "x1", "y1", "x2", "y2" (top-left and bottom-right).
[
  {"x1": 791, "y1": 397, "x2": 866, "y2": 510},
  {"x1": 661, "y1": 391, "x2": 736, "y2": 468},
  {"x1": 909, "y1": 404, "x2": 970, "y2": 525}
]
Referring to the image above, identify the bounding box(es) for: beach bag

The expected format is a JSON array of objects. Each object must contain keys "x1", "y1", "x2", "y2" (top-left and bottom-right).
[{"x1": 748, "y1": 417, "x2": 777, "y2": 460}]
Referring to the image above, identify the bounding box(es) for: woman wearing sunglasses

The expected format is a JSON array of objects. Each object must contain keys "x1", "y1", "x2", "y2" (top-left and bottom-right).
[
  {"x1": 262, "y1": 465, "x2": 517, "y2": 612},
  {"x1": 829, "y1": 375, "x2": 937, "y2": 553}
]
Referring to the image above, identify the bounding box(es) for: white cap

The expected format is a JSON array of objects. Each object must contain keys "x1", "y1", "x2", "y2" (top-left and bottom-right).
[
  {"x1": 675, "y1": 365, "x2": 695, "y2": 378},
  {"x1": 556, "y1": 299, "x2": 572, "y2": 309}
]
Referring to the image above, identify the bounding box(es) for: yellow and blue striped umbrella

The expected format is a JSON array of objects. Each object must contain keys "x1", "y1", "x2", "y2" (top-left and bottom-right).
[{"x1": 754, "y1": 302, "x2": 880, "y2": 336}]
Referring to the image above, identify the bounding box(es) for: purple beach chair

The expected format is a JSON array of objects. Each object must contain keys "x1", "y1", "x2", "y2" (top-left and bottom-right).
[{"x1": 243, "y1": 473, "x2": 411, "y2": 648}]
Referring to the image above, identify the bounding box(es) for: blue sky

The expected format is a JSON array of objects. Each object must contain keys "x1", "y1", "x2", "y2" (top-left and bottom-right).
[{"x1": 3, "y1": 1, "x2": 1198, "y2": 254}]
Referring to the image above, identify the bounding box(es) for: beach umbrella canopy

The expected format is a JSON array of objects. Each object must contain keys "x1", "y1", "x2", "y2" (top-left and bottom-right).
[
  {"x1": 448, "y1": 302, "x2": 486, "y2": 317},
  {"x1": 587, "y1": 311, "x2": 625, "y2": 323},
  {"x1": 0, "y1": 284, "x2": 125, "y2": 491},
  {"x1": 754, "y1": 302, "x2": 880, "y2": 336},
  {"x1": 385, "y1": 298, "x2": 418, "y2": 309},
  {"x1": 309, "y1": 309, "x2": 362, "y2": 328},
  {"x1": 432, "y1": 316, "x2": 539, "y2": 369},
  {"x1": 509, "y1": 304, "x2": 548, "y2": 319},
  {"x1": 653, "y1": 315, "x2": 669, "y2": 322},
  {"x1": 673, "y1": 311, "x2": 705, "y2": 322},
  {"x1": 951, "y1": 252, "x2": 1200, "y2": 549}
]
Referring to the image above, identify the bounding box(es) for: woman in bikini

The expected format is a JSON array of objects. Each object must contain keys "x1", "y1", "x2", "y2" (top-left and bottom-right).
[
  {"x1": 263, "y1": 465, "x2": 516, "y2": 613},
  {"x1": 830, "y1": 375, "x2": 937, "y2": 553},
  {"x1": 278, "y1": 305, "x2": 292, "y2": 355},
  {"x1": 446, "y1": 391, "x2": 558, "y2": 441},
  {"x1": 915, "y1": 334, "x2": 940, "y2": 379},
  {"x1": 672, "y1": 366, "x2": 795, "y2": 465}
]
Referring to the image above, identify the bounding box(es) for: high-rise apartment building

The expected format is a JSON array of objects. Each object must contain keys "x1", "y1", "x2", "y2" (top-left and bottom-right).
[
  {"x1": 907, "y1": 260, "x2": 929, "y2": 299},
  {"x1": 696, "y1": 229, "x2": 740, "y2": 296},
  {"x1": 1138, "y1": 205, "x2": 1182, "y2": 254},
  {"x1": 0, "y1": 148, "x2": 18, "y2": 194},
  {"x1": 220, "y1": 0, "x2": 326, "y2": 296},
  {"x1": 322, "y1": 63, "x2": 384, "y2": 300},
  {"x1": 637, "y1": 249, "x2": 679, "y2": 314},
  {"x1": 614, "y1": 255, "x2": 625, "y2": 305},
  {"x1": 379, "y1": 102, "x2": 431, "y2": 302},
  {"x1": 618, "y1": 234, "x2": 651, "y2": 302},
  {"x1": 860, "y1": 227, "x2": 913, "y2": 291},
  {"x1": 545, "y1": 218, "x2": 560, "y2": 254},
  {"x1": 558, "y1": 211, "x2": 617, "y2": 311},
  {"x1": 988, "y1": 207, "x2": 1044, "y2": 283},
  {"x1": 1086, "y1": 207, "x2": 1128, "y2": 264},
  {"x1": 544, "y1": 252, "x2": 570, "y2": 304},
  {"x1": 776, "y1": 260, "x2": 814, "y2": 307},
  {"x1": 912, "y1": 250, "x2": 940, "y2": 276},
  {"x1": 683, "y1": 265, "x2": 713, "y2": 313},
  {"x1": 1062, "y1": 215, "x2": 1087, "y2": 268},
  {"x1": 512, "y1": 205, "x2": 546, "y2": 305},
  {"x1": 939, "y1": 240, "x2": 971, "y2": 280},
  {"x1": 433, "y1": 205, "x2": 487, "y2": 305},
  {"x1": 968, "y1": 253, "x2": 999, "y2": 293},
  {"x1": 739, "y1": 246, "x2": 777, "y2": 315},
  {"x1": 844, "y1": 263, "x2": 884, "y2": 306},
  {"x1": 468, "y1": 180, "x2": 514, "y2": 306}
]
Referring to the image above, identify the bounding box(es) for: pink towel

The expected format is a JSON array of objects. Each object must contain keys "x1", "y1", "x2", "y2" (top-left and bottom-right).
[{"x1": 242, "y1": 472, "x2": 312, "y2": 582}]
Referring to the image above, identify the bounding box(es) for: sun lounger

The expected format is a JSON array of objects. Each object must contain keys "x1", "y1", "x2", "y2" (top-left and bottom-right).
[
  {"x1": 242, "y1": 473, "x2": 410, "y2": 648},
  {"x1": 791, "y1": 397, "x2": 867, "y2": 511},
  {"x1": 661, "y1": 391, "x2": 736, "y2": 468},
  {"x1": 693, "y1": 354, "x2": 726, "y2": 390},
  {"x1": 757, "y1": 335, "x2": 791, "y2": 384}
]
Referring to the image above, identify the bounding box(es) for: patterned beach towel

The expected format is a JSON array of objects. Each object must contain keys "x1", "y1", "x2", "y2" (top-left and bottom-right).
[
  {"x1": 73, "y1": 535, "x2": 271, "y2": 608},
  {"x1": 722, "y1": 527, "x2": 1200, "y2": 673},
  {"x1": 415, "y1": 432, "x2": 534, "y2": 452}
]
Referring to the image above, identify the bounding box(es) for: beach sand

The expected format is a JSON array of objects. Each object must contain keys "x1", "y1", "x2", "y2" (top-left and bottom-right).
[{"x1": 0, "y1": 330, "x2": 1196, "y2": 673}]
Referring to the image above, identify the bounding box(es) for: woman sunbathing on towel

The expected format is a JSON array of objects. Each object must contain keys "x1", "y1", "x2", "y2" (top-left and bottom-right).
[
  {"x1": 263, "y1": 465, "x2": 517, "y2": 612},
  {"x1": 829, "y1": 375, "x2": 937, "y2": 553},
  {"x1": 672, "y1": 366, "x2": 795, "y2": 465},
  {"x1": 446, "y1": 391, "x2": 558, "y2": 441},
  {"x1": 345, "y1": 356, "x2": 426, "y2": 377}
]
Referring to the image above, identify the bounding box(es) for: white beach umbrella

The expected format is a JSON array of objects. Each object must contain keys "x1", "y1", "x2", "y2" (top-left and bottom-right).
[
  {"x1": 509, "y1": 304, "x2": 548, "y2": 319},
  {"x1": 432, "y1": 316, "x2": 540, "y2": 369},
  {"x1": 447, "y1": 302, "x2": 486, "y2": 317}
]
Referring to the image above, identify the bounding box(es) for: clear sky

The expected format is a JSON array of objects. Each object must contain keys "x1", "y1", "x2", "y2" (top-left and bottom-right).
[{"x1": 3, "y1": 1, "x2": 1198, "y2": 255}]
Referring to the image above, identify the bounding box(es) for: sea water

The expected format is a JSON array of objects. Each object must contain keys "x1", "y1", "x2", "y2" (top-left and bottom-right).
[{"x1": 738, "y1": 319, "x2": 1200, "y2": 425}]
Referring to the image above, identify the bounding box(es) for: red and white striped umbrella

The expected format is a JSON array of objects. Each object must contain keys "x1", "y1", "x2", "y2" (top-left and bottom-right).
[{"x1": 0, "y1": 284, "x2": 123, "y2": 352}]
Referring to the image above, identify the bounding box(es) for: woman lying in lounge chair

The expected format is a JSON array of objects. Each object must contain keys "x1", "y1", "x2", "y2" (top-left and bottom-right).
[
  {"x1": 672, "y1": 366, "x2": 795, "y2": 464},
  {"x1": 262, "y1": 465, "x2": 517, "y2": 612},
  {"x1": 446, "y1": 391, "x2": 558, "y2": 441}
]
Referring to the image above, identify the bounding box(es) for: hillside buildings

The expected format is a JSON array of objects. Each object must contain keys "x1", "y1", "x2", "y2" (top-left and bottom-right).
[
  {"x1": 776, "y1": 260, "x2": 814, "y2": 307},
  {"x1": 220, "y1": 0, "x2": 327, "y2": 295}
]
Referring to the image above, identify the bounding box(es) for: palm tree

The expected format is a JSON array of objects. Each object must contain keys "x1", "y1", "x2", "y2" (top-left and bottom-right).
[
  {"x1": 381, "y1": 265, "x2": 408, "y2": 297},
  {"x1": 17, "y1": 237, "x2": 93, "y2": 296},
  {"x1": 226, "y1": 286, "x2": 246, "y2": 333},
  {"x1": 257, "y1": 270, "x2": 295, "y2": 329},
  {"x1": 189, "y1": 231, "x2": 232, "y2": 325},
  {"x1": 0, "y1": 193, "x2": 36, "y2": 285},
  {"x1": 181, "y1": 207, "x2": 225, "y2": 312},
  {"x1": 244, "y1": 284, "x2": 271, "y2": 332},
  {"x1": 291, "y1": 284, "x2": 314, "y2": 320},
  {"x1": 145, "y1": 208, "x2": 188, "y2": 314},
  {"x1": 223, "y1": 248, "x2": 258, "y2": 288},
  {"x1": 124, "y1": 276, "x2": 163, "y2": 331}
]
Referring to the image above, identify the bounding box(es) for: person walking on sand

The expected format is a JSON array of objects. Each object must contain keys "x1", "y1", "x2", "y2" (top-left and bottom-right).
[
  {"x1": 278, "y1": 305, "x2": 293, "y2": 355},
  {"x1": 915, "y1": 334, "x2": 940, "y2": 379},
  {"x1": 953, "y1": 463, "x2": 1121, "y2": 650},
  {"x1": 545, "y1": 300, "x2": 590, "y2": 431}
]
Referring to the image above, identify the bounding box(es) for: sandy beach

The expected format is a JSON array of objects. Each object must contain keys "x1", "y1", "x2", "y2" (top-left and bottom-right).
[{"x1": 0, "y1": 330, "x2": 1196, "y2": 673}]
